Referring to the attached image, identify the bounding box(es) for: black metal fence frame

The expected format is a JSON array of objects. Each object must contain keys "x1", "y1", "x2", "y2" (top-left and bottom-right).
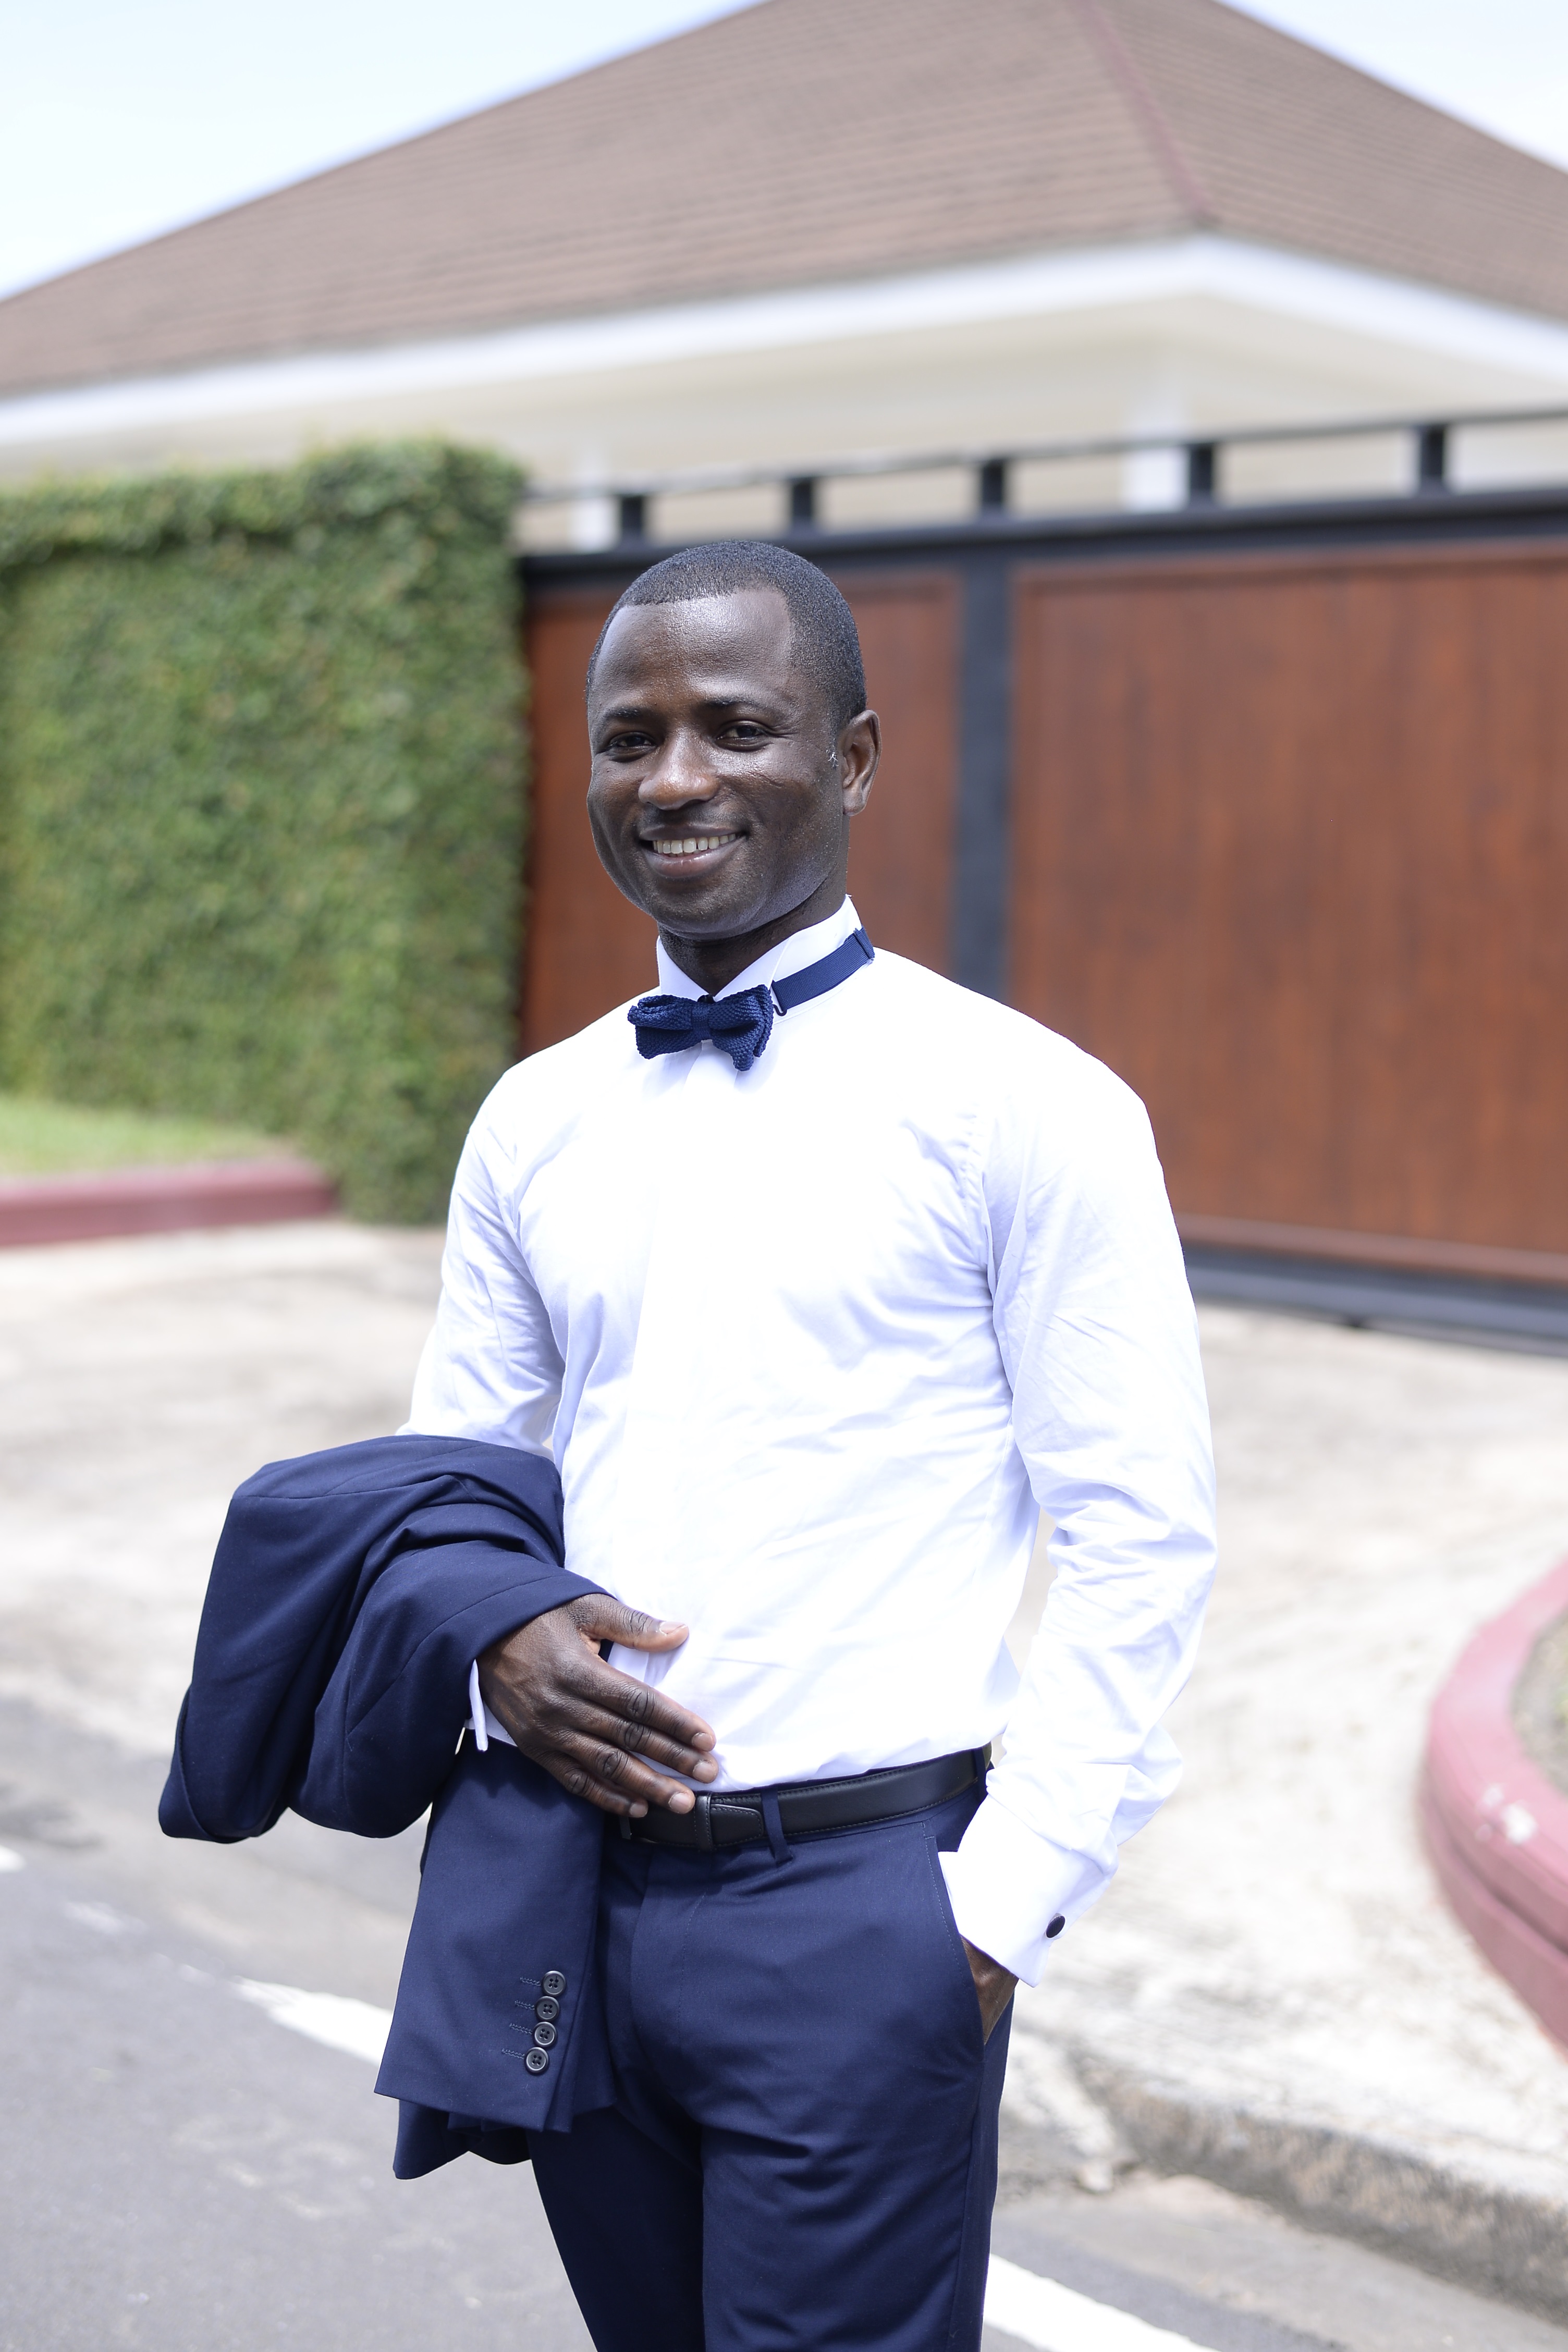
[{"x1": 519, "y1": 401, "x2": 1568, "y2": 543}]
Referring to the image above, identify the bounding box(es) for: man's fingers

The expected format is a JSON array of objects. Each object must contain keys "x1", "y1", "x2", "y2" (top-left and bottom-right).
[
  {"x1": 557, "y1": 1639, "x2": 717, "y2": 1754},
  {"x1": 575, "y1": 1596, "x2": 692, "y2": 1655},
  {"x1": 546, "y1": 1732, "x2": 700, "y2": 1817},
  {"x1": 536, "y1": 1671, "x2": 718, "y2": 1779},
  {"x1": 477, "y1": 1598, "x2": 719, "y2": 1812},
  {"x1": 564, "y1": 1700, "x2": 719, "y2": 1781}
]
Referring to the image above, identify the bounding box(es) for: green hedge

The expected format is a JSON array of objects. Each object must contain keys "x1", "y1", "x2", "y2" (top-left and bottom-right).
[{"x1": 0, "y1": 443, "x2": 526, "y2": 1220}]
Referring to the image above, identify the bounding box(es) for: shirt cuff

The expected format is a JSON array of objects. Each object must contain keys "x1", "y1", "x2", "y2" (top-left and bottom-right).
[
  {"x1": 466, "y1": 1660, "x2": 517, "y2": 1752},
  {"x1": 939, "y1": 1794, "x2": 1109, "y2": 1985}
]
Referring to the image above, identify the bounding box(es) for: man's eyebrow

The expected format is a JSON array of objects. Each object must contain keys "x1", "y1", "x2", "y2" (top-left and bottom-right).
[{"x1": 690, "y1": 691, "x2": 787, "y2": 715}]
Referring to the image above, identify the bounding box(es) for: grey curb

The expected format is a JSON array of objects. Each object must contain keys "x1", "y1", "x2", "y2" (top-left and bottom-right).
[{"x1": 998, "y1": 2049, "x2": 1568, "y2": 2324}]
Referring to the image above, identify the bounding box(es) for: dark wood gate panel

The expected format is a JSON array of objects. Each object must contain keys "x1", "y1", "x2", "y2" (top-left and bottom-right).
[
  {"x1": 1008, "y1": 545, "x2": 1568, "y2": 1268},
  {"x1": 519, "y1": 587, "x2": 643, "y2": 1057},
  {"x1": 829, "y1": 571, "x2": 958, "y2": 970},
  {"x1": 520, "y1": 572, "x2": 960, "y2": 1055}
]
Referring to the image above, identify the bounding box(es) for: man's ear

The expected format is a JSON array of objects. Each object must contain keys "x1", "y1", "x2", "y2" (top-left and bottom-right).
[{"x1": 839, "y1": 710, "x2": 880, "y2": 815}]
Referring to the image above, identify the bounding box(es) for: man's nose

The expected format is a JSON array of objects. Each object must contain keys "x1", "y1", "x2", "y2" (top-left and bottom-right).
[{"x1": 639, "y1": 729, "x2": 719, "y2": 805}]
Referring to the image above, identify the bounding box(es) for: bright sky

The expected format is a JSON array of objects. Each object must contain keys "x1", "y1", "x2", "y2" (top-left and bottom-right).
[{"x1": 2, "y1": 0, "x2": 1565, "y2": 304}]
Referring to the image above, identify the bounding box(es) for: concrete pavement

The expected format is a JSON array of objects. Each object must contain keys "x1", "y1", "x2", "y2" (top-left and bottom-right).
[
  {"x1": 1005, "y1": 1307, "x2": 1568, "y2": 2317},
  {"x1": 0, "y1": 1220, "x2": 444, "y2": 1754}
]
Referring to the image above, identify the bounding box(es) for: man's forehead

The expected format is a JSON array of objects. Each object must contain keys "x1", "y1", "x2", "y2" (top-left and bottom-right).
[{"x1": 593, "y1": 587, "x2": 799, "y2": 694}]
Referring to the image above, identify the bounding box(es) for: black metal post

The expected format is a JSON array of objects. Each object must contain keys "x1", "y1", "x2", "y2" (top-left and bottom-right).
[
  {"x1": 950, "y1": 549, "x2": 1012, "y2": 1000},
  {"x1": 1416, "y1": 424, "x2": 1450, "y2": 493},
  {"x1": 1185, "y1": 442, "x2": 1218, "y2": 505},
  {"x1": 617, "y1": 493, "x2": 647, "y2": 542},
  {"x1": 788, "y1": 476, "x2": 818, "y2": 529},
  {"x1": 977, "y1": 458, "x2": 1009, "y2": 514}
]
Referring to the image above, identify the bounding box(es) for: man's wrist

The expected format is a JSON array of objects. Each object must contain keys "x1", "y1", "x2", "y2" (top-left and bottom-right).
[
  {"x1": 961, "y1": 1937, "x2": 1018, "y2": 2041},
  {"x1": 940, "y1": 1796, "x2": 1104, "y2": 1984}
]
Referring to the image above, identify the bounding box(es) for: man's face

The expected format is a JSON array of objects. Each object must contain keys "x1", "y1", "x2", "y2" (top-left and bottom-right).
[{"x1": 585, "y1": 587, "x2": 876, "y2": 945}]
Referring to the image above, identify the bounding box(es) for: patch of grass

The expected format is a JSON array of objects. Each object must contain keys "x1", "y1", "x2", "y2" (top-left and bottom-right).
[{"x1": 0, "y1": 1092, "x2": 291, "y2": 1179}]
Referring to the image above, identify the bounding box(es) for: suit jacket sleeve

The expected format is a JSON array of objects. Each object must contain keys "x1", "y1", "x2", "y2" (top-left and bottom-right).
[{"x1": 160, "y1": 1433, "x2": 599, "y2": 1844}]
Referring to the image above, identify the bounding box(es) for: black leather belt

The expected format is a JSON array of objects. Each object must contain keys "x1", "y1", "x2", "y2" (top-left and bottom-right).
[{"x1": 621, "y1": 1747, "x2": 987, "y2": 1853}]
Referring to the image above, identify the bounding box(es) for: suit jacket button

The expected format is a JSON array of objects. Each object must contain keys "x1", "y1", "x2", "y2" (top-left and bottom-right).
[
  {"x1": 524, "y1": 2048, "x2": 549, "y2": 2074},
  {"x1": 542, "y1": 1970, "x2": 567, "y2": 1996},
  {"x1": 535, "y1": 1996, "x2": 560, "y2": 2023},
  {"x1": 533, "y1": 2021, "x2": 558, "y2": 2048}
]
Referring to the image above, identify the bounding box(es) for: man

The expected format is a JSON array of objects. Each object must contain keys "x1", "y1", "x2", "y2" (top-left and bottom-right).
[{"x1": 405, "y1": 540, "x2": 1215, "y2": 2350}]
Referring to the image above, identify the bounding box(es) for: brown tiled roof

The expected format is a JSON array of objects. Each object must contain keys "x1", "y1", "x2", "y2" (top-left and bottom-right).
[{"x1": 5, "y1": 0, "x2": 1568, "y2": 399}]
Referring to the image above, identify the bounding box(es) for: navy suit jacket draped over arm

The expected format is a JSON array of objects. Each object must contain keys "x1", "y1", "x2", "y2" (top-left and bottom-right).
[{"x1": 160, "y1": 1434, "x2": 612, "y2": 2176}]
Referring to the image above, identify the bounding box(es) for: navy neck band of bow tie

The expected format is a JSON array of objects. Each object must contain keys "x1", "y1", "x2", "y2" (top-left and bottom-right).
[{"x1": 629, "y1": 927, "x2": 874, "y2": 1071}]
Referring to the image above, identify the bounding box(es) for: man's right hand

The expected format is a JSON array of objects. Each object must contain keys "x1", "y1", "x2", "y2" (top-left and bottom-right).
[{"x1": 477, "y1": 1596, "x2": 718, "y2": 1818}]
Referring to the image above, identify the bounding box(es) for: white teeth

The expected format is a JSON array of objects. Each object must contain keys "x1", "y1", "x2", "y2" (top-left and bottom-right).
[{"x1": 652, "y1": 835, "x2": 734, "y2": 857}]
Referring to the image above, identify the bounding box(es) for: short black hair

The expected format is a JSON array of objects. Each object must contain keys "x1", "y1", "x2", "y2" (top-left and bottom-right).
[{"x1": 585, "y1": 540, "x2": 867, "y2": 731}]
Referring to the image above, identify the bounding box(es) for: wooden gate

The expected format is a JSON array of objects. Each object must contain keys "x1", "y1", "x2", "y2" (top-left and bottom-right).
[{"x1": 522, "y1": 493, "x2": 1568, "y2": 1281}]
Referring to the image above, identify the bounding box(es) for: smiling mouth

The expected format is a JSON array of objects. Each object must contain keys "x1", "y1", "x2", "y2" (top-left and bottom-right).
[{"x1": 646, "y1": 833, "x2": 741, "y2": 861}]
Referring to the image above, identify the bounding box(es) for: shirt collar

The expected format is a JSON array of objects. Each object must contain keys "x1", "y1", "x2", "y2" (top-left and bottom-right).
[{"x1": 653, "y1": 898, "x2": 862, "y2": 1002}]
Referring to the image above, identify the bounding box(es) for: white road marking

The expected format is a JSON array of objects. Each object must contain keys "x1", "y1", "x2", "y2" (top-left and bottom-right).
[
  {"x1": 66, "y1": 1899, "x2": 140, "y2": 1934},
  {"x1": 984, "y1": 2255, "x2": 1211, "y2": 2352},
  {"x1": 0, "y1": 1844, "x2": 22, "y2": 1872},
  {"x1": 234, "y1": 1979, "x2": 393, "y2": 2065},
  {"x1": 222, "y1": 1985, "x2": 1206, "y2": 2351}
]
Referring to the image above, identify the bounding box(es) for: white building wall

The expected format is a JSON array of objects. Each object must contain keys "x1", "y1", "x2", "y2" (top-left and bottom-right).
[{"x1": 4, "y1": 236, "x2": 1568, "y2": 532}]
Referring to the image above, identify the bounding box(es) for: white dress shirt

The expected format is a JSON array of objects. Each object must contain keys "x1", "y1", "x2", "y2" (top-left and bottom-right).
[{"x1": 405, "y1": 898, "x2": 1216, "y2": 1983}]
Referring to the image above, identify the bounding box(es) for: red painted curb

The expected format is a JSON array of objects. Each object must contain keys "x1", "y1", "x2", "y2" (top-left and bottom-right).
[
  {"x1": 1423, "y1": 1557, "x2": 1568, "y2": 2047},
  {"x1": 0, "y1": 1158, "x2": 338, "y2": 1248}
]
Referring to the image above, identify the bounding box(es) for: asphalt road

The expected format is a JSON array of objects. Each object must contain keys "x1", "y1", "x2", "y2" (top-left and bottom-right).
[
  {"x1": 0, "y1": 1701, "x2": 589, "y2": 2352},
  {"x1": 1, "y1": 1695, "x2": 1562, "y2": 2352}
]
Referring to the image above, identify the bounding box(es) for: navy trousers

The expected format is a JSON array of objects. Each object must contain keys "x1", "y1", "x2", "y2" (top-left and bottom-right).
[{"x1": 528, "y1": 1783, "x2": 1011, "y2": 2352}]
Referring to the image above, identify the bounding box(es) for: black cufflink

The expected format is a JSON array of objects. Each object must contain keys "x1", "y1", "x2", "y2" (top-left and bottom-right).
[{"x1": 1046, "y1": 1915, "x2": 1065, "y2": 1939}]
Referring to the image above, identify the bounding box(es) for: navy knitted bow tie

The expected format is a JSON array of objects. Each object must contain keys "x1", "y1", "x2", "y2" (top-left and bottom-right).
[{"x1": 629, "y1": 927, "x2": 874, "y2": 1072}]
